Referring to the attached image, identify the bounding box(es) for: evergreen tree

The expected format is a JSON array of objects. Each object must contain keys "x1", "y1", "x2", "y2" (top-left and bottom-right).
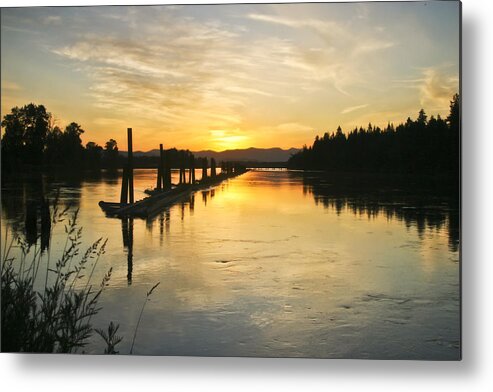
[{"x1": 288, "y1": 94, "x2": 460, "y2": 177}]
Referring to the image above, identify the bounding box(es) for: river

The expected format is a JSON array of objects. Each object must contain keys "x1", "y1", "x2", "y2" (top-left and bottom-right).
[{"x1": 1, "y1": 168, "x2": 460, "y2": 359}]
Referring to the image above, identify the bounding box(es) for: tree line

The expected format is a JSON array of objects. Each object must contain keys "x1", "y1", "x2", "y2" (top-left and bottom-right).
[
  {"x1": 0, "y1": 103, "x2": 197, "y2": 173},
  {"x1": 288, "y1": 94, "x2": 460, "y2": 177},
  {"x1": 1, "y1": 103, "x2": 120, "y2": 172}
]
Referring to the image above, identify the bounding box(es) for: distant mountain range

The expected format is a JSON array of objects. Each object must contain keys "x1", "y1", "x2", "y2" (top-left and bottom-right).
[{"x1": 125, "y1": 147, "x2": 300, "y2": 162}]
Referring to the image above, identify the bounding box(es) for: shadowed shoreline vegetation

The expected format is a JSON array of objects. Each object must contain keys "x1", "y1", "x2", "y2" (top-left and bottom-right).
[
  {"x1": 288, "y1": 94, "x2": 459, "y2": 179},
  {"x1": 1, "y1": 196, "x2": 159, "y2": 354},
  {"x1": 0, "y1": 199, "x2": 118, "y2": 353}
]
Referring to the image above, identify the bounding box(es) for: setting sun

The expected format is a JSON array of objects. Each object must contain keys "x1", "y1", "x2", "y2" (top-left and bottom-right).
[{"x1": 210, "y1": 130, "x2": 250, "y2": 150}]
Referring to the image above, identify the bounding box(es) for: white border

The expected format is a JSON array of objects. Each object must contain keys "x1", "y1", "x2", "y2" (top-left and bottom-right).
[{"x1": 2, "y1": 0, "x2": 492, "y2": 391}]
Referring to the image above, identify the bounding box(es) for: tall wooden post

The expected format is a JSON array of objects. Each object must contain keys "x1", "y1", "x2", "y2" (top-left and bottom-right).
[
  {"x1": 191, "y1": 155, "x2": 195, "y2": 184},
  {"x1": 182, "y1": 151, "x2": 187, "y2": 185},
  {"x1": 188, "y1": 155, "x2": 193, "y2": 184},
  {"x1": 120, "y1": 167, "x2": 128, "y2": 203},
  {"x1": 165, "y1": 150, "x2": 171, "y2": 190},
  {"x1": 211, "y1": 158, "x2": 216, "y2": 178},
  {"x1": 179, "y1": 152, "x2": 183, "y2": 184},
  {"x1": 155, "y1": 144, "x2": 162, "y2": 191},
  {"x1": 158, "y1": 143, "x2": 165, "y2": 190},
  {"x1": 163, "y1": 149, "x2": 168, "y2": 190},
  {"x1": 127, "y1": 128, "x2": 134, "y2": 203},
  {"x1": 161, "y1": 144, "x2": 165, "y2": 186},
  {"x1": 156, "y1": 163, "x2": 162, "y2": 191},
  {"x1": 202, "y1": 157, "x2": 208, "y2": 181}
]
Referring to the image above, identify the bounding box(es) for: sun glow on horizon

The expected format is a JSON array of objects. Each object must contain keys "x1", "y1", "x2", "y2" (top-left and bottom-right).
[{"x1": 209, "y1": 129, "x2": 250, "y2": 151}]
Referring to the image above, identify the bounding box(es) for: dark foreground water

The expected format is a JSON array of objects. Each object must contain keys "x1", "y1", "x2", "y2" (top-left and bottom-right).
[{"x1": 1, "y1": 169, "x2": 460, "y2": 359}]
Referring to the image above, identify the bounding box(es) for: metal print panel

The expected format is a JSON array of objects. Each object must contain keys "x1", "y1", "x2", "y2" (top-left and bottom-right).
[{"x1": 0, "y1": 1, "x2": 461, "y2": 359}]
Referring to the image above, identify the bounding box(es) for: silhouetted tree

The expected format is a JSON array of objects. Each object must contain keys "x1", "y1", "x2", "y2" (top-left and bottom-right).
[
  {"x1": 85, "y1": 142, "x2": 103, "y2": 169},
  {"x1": 447, "y1": 94, "x2": 460, "y2": 130},
  {"x1": 417, "y1": 109, "x2": 428, "y2": 125},
  {"x1": 104, "y1": 139, "x2": 119, "y2": 169},
  {"x1": 288, "y1": 94, "x2": 460, "y2": 178},
  {"x1": 447, "y1": 94, "x2": 460, "y2": 173},
  {"x1": 62, "y1": 122, "x2": 85, "y2": 167},
  {"x1": 1, "y1": 103, "x2": 51, "y2": 168},
  {"x1": 44, "y1": 126, "x2": 64, "y2": 165}
]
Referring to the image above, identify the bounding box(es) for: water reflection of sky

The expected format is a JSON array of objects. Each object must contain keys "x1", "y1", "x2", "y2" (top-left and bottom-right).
[{"x1": 1, "y1": 170, "x2": 460, "y2": 359}]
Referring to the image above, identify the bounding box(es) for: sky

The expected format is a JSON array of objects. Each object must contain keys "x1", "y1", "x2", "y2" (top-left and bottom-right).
[{"x1": 1, "y1": 1, "x2": 460, "y2": 152}]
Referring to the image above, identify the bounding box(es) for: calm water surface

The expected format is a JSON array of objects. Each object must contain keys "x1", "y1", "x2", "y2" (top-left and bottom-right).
[{"x1": 1, "y1": 169, "x2": 460, "y2": 359}]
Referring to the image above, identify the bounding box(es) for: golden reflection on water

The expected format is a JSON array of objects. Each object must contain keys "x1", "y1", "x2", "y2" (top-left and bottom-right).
[{"x1": 1, "y1": 169, "x2": 460, "y2": 358}]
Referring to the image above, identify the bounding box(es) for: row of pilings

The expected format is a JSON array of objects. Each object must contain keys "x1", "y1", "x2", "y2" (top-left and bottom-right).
[
  {"x1": 171, "y1": 154, "x2": 231, "y2": 185},
  {"x1": 119, "y1": 128, "x2": 247, "y2": 203}
]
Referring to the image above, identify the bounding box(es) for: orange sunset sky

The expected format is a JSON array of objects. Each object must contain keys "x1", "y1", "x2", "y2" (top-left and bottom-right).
[{"x1": 1, "y1": 1, "x2": 459, "y2": 152}]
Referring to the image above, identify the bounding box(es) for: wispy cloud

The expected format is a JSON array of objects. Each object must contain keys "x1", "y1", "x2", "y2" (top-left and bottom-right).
[
  {"x1": 418, "y1": 67, "x2": 458, "y2": 109},
  {"x1": 247, "y1": 13, "x2": 344, "y2": 36},
  {"x1": 394, "y1": 65, "x2": 458, "y2": 111},
  {"x1": 52, "y1": 13, "x2": 256, "y2": 133},
  {"x1": 341, "y1": 104, "x2": 369, "y2": 114},
  {"x1": 54, "y1": 7, "x2": 380, "y2": 138},
  {"x1": 276, "y1": 122, "x2": 314, "y2": 133},
  {"x1": 247, "y1": 12, "x2": 395, "y2": 95},
  {"x1": 247, "y1": 13, "x2": 395, "y2": 54}
]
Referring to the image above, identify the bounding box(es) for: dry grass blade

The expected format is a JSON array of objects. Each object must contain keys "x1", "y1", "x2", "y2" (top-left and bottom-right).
[
  {"x1": 147, "y1": 282, "x2": 160, "y2": 297},
  {"x1": 130, "y1": 281, "x2": 160, "y2": 355}
]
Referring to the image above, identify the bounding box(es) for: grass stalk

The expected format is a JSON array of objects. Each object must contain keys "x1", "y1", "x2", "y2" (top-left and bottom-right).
[{"x1": 129, "y1": 282, "x2": 160, "y2": 355}]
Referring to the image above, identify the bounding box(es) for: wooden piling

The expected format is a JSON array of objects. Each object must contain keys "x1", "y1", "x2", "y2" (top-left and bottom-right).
[
  {"x1": 120, "y1": 167, "x2": 128, "y2": 204},
  {"x1": 202, "y1": 157, "x2": 208, "y2": 180},
  {"x1": 182, "y1": 151, "x2": 187, "y2": 185},
  {"x1": 127, "y1": 128, "x2": 134, "y2": 203},
  {"x1": 119, "y1": 128, "x2": 135, "y2": 203},
  {"x1": 157, "y1": 143, "x2": 165, "y2": 190},
  {"x1": 166, "y1": 150, "x2": 172, "y2": 189},
  {"x1": 191, "y1": 156, "x2": 196, "y2": 183},
  {"x1": 188, "y1": 154, "x2": 193, "y2": 184},
  {"x1": 156, "y1": 166, "x2": 162, "y2": 190},
  {"x1": 211, "y1": 158, "x2": 217, "y2": 178},
  {"x1": 160, "y1": 144, "x2": 166, "y2": 187},
  {"x1": 179, "y1": 152, "x2": 183, "y2": 184}
]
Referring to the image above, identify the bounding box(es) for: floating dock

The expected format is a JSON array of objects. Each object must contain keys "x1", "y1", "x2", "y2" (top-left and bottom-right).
[
  {"x1": 99, "y1": 169, "x2": 248, "y2": 218},
  {"x1": 98, "y1": 128, "x2": 248, "y2": 218}
]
